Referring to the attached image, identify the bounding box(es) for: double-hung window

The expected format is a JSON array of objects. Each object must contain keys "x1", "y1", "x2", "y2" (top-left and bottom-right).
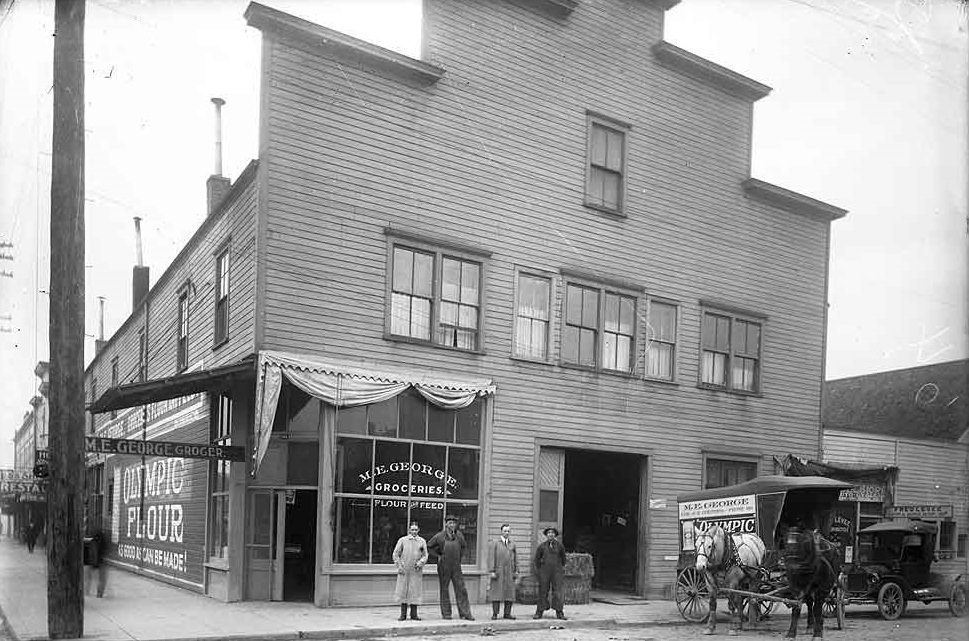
[
  {"x1": 177, "y1": 289, "x2": 189, "y2": 371},
  {"x1": 137, "y1": 329, "x2": 146, "y2": 382},
  {"x1": 562, "y1": 281, "x2": 636, "y2": 373},
  {"x1": 110, "y1": 357, "x2": 119, "y2": 419},
  {"x1": 585, "y1": 114, "x2": 628, "y2": 214},
  {"x1": 705, "y1": 457, "x2": 757, "y2": 490},
  {"x1": 645, "y1": 300, "x2": 677, "y2": 380},
  {"x1": 208, "y1": 395, "x2": 232, "y2": 560},
  {"x1": 389, "y1": 243, "x2": 483, "y2": 351},
  {"x1": 214, "y1": 247, "x2": 230, "y2": 346},
  {"x1": 700, "y1": 309, "x2": 762, "y2": 393},
  {"x1": 513, "y1": 272, "x2": 552, "y2": 360}
]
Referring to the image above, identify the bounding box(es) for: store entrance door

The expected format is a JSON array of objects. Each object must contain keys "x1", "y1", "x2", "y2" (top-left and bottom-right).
[{"x1": 245, "y1": 489, "x2": 318, "y2": 601}]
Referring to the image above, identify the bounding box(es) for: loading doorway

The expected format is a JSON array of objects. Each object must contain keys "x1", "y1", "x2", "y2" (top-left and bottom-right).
[
  {"x1": 562, "y1": 449, "x2": 644, "y2": 592},
  {"x1": 245, "y1": 489, "x2": 317, "y2": 602}
]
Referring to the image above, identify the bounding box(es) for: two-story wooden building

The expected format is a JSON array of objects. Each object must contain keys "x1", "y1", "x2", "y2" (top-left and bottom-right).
[{"x1": 86, "y1": 0, "x2": 846, "y2": 606}]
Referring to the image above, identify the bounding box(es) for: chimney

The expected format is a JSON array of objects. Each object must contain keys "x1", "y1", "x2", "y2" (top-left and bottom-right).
[
  {"x1": 206, "y1": 97, "x2": 231, "y2": 216},
  {"x1": 95, "y1": 296, "x2": 108, "y2": 354},
  {"x1": 132, "y1": 217, "x2": 150, "y2": 311}
]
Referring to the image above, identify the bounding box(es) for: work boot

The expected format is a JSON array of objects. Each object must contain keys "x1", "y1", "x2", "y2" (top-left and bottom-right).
[
  {"x1": 410, "y1": 605, "x2": 421, "y2": 621},
  {"x1": 492, "y1": 601, "x2": 500, "y2": 620},
  {"x1": 556, "y1": 611, "x2": 567, "y2": 620},
  {"x1": 503, "y1": 601, "x2": 515, "y2": 619},
  {"x1": 398, "y1": 604, "x2": 407, "y2": 621},
  {"x1": 533, "y1": 611, "x2": 543, "y2": 619}
]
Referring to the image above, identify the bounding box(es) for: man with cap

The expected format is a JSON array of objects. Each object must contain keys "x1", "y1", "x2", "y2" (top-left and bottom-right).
[
  {"x1": 532, "y1": 526, "x2": 567, "y2": 620},
  {"x1": 427, "y1": 515, "x2": 474, "y2": 620}
]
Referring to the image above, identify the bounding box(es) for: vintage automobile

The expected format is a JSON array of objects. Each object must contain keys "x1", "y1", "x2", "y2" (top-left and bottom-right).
[{"x1": 843, "y1": 520, "x2": 968, "y2": 619}]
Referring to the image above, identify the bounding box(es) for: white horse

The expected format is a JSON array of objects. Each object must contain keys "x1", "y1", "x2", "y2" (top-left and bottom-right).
[{"x1": 694, "y1": 524, "x2": 767, "y2": 636}]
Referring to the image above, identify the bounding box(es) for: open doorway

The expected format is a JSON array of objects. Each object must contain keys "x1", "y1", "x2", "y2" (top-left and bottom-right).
[
  {"x1": 562, "y1": 450, "x2": 643, "y2": 592},
  {"x1": 283, "y1": 489, "x2": 317, "y2": 602},
  {"x1": 246, "y1": 489, "x2": 317, "y2": 602}
]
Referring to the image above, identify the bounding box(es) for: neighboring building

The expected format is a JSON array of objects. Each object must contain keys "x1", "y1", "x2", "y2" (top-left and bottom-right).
[
  {"x1": 85, "y1": 1, "x2": 846, "y2": 606},
  {"x1": 5, "y1": 362, "x2": 50, "y2": 540},
  {"x1": 820, "y1": 360, "x2": 969, "y2": 577}
]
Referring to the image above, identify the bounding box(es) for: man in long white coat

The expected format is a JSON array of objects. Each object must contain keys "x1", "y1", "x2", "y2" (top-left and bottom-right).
[{"x1": 393, "y1": 522, "x2": 428, "y2": 621}]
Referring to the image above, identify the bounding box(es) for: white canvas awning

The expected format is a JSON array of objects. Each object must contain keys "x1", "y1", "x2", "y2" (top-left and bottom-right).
[{"x1": 252, "y1": 350, "x2": 495, "y2": 474}]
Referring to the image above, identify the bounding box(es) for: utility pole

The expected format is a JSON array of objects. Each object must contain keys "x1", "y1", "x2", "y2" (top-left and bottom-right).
[{"x1": 48, "y1": 0, "x2": 85, "y2": 638}]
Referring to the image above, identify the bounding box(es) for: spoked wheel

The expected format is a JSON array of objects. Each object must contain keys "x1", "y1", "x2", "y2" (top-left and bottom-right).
[
  {"x1": 822, "y1": 583, "x2": 845, "y2": 629},
  {"x1": 675, "y1": 567, "x2": 710, "y2": 623},
  {"x1": 949, "y1": 583, "x2": 968, "y2": 617},
  {"x1": 877, "y1": 581, "x2": 906, "y2": 620}
]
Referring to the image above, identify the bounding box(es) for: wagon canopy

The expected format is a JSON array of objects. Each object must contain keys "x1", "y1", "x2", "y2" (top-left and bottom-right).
[{"x1": 677, "y1": 475, "x2": 853, "y2": 503}]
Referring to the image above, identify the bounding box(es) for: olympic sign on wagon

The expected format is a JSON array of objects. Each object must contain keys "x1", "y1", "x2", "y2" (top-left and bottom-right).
[{"x1": 678, "y1": 494, "x2": 757, "y2": 551}]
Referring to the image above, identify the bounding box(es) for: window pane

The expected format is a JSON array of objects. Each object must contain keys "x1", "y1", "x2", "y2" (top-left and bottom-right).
[
  {"x1": 335, "y1": 497, "x2": 372, "y2": 563},
  {"x1": 701, "y1": 314, "x2": 715, "y2": 348},
  {"x1": 442, "y1": 258, "x2": 461, "y2": 302},
  {"x1": 602, "y1": 333, "x2": 617, "y2": 370},
  {"x1": 581, "y1": 289, "x2": 599, "y2": 327},
  {"x1": 579, "y1": 328, "x2": 596, "y2": 366},
  {"x1": 447, "y1": 448, "x2": 479, "y2": 500},
  {"x1": 604, "y1": 294, "x2": 619, "y2": 332},
  {"x1": 427, "y1": 404, "x2": 454, "y2": 443},
  {"x1": 733, "y1": 357, "x2": 757, "y2": 392},
  {"x1": 337, "y1": 438, "x2": 372, "y2": 493},
  {"x1": 287, "y1": 442, "x2": 319, "y2": 485},
  {"x1": 460, "y1": 262, "x2": 479, "y2": 305},
  {"x1": 539, "y1": 490, "x2": 558, "y2": 521},
  {"x1": 446, "y1": 503, "x2": 478, "y2": 564},
  {"x1": 459, "y1": 304, "x2": 477, "y2": 330},
  {"x1": 412, "y1": 443, "x2": 447, "y2": 498},
  {"x1": 646, "y1": 342, "x2": 672, "y2": 379},
  {"x1": 529, "y1": 320, "x2": 548, "y2": 360},
  {"x1": 601, "y1": 171, "x2": 620, "y2": 210},
  {"x1": 566, "y1": 286, "x2": 582, "y2": 324},
  {"x1": 412, "y1": 298, "x2": 431, "y2": 340},
  {"x1": 734, "y1": 321, "x2": 748, "y2": 354},
  {"x1": 413, "y1": 252, "x2": 434, "y2": 298},
  {"x1": 702, "y1": 351, "x2": 727, "y2": 386},
  {"x1": 715, "y1": 317, "x2": 731, "y2": 350},
  {"x1": 605, "y1": 129, "x2": 623, "y2": 170},
  {"x1": 373, "y1": 499, "x2": 408, "y2": 563},
  {"x1": 590, "y1": 124, "x2": 607, "y2": 166},
  {"x1": 440, "y1": 301, "x2": 459, "y2": 326},
  {"x1": 288, "y1": 388, "x2": 320, "y2": 433},
  {"x1": 562, "y1": 326, "x2": 579, "y2": 363},
  {"x1": 615, "y1": 335, "x2": 632, "y2": 372},
  {"x1": 393, "y1": 248, "x2": 413, "y2": 293},
  {"x1": 390, "y1": 293, "x2": 410, "y2": 336},
  {"x1": 520, "y1": 275, "x2": 549, "y2": 320},
  {"x1": 412, "y1": 503, "x2": 445, "y2": 560},
  {"x1": 252, "y1": 492, "x2": 273, "y2": 545},
  {"x1": 619, "y1": 296, "x2": 635, "y2": 334},
  {"x1": 374, "y1": 440, "x2": 411, "y2": 494},
  {"x1": 337, "y1": 406, "x2": 367, "y2": 435},
  {"x1": 455, "y1": 400, "x2": 481, "y2": 445},
  {"x1": 368, "y1": 398, "x2": 398, "y2": 438},
  {"x1": 747, "y1": 323, "x2": 761, "y2": 357},
  {"x1": 398, "y1": 391, "x2": 425, "y2": 440},
  {"x1": 649, "y1": 303, "x2": 676, "y2": 342}
]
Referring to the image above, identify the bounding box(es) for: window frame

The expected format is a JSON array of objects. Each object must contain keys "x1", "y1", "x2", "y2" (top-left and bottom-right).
[
  {"x1": 702, "y1": 452, "x2": 760, "y2": 490},
  {"x1": 110, "y1": 357, "x2": 119, "y2": 419},
  {"x1": 511, "y1": 267, "x2": 555, "y2": 362},
  {"x1": 584, "y1": 111, "x2": 630, "y2": 216},
  {"x1": 644, "y1": 297, "x2": 679, "y2": 382},
  {"x1": 384, "y1": 234, "x2": 488, "y2": 354},
  {"x1": 176, "y1": 286, "x2": 189, "y2": 372},
  {"x1": 137, "y1": 328, "x2": 146, "y2": 382},
  {"x1": 559, "y1": 275, "x2": 638, "y2": 375},
  {"x1": 214, "y1": 244, "x2": 231, "y2": 349},
  {"x1": 698, "y1": 306, "x2": 765, "y2": 395},
  {"x1": 207, "y1": 394, "x2": 232, "y2": 561}
]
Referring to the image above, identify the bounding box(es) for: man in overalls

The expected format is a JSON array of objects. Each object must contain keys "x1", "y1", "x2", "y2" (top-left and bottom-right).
[{"x1": 427, "y1": 515, "x2": 474, "y2": 620}]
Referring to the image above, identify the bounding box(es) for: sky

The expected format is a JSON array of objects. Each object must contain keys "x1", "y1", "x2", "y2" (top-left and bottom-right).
[{"x1": 0, "y1": 0, "x2": 965, "y2": 467}]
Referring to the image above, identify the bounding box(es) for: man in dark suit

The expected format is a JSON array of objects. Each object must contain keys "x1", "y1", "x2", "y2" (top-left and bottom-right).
[{"x1": 532, "y1": 526, "x2": 567, "y2": 620}]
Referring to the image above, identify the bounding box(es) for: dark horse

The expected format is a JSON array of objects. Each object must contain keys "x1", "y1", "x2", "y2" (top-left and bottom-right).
[{"x1": 782, "y1": 527, "x2": 841, "y2": 639}]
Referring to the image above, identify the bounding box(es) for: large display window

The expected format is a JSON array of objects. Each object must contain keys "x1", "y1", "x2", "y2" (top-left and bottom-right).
[{"x1": 334, "y1": 390, "x2": 482, "y2": 565}]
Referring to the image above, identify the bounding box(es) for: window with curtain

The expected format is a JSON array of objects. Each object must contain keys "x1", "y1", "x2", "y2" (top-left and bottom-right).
[
  {"x1": 513, "y1": 273, "x2": 551, "y2": 360},
  {"x1": 562, "y1": 282, "x2": 636, "y2": 373},
  {"x1": 334, "y1": 390, "x2": 482, "y2": 565},
  {"x1": 390, "y1": 245, "x2": 482, "y2": 351},
  {"x1": 701, "y1": 310, "x2": 762, "y2": 393},
  {"x1": 645, "y1": 300, "x2": 676, "y2": 380}
]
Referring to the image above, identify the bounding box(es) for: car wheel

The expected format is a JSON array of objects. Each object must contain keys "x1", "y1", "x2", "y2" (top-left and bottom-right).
[
  {"x1": 877, "y1": 582, "x2": 905, "y2": 620},
  {"x1": 675, "y1": 567, "x2": 710, "y2": 623},
  {"x1": 950, "y1": 583, "x2": 968, "y2": 618}
]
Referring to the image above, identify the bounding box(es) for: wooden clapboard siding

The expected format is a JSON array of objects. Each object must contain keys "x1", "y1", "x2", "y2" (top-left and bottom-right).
[
  {"x1": 256, "y1": 1, "x2": 832, "y2": 596},
  {"x1": 823, "y1": 430, "x2": 898, "y2": 467}
]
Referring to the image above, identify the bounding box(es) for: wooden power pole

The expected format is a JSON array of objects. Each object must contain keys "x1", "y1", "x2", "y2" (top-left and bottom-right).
[{"x1": 48, "y1": 0, "x2": 85, "y2": 637}]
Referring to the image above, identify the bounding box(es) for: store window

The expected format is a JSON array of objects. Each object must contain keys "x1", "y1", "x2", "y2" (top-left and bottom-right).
[
  {"x1": 705, "y1": 457, "x2": 757, "y2": 490},
  {"x1": 208, "y1": 395, "x2": 232, "y2": 560},
  {"x1": 334, "y1": 390, "x2": 482, "y2": 565}
]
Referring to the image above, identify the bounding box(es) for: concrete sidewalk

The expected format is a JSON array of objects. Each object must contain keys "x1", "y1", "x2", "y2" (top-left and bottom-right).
[{"x1": 0, "y1": 540, "x2": 684, "y2": 641}]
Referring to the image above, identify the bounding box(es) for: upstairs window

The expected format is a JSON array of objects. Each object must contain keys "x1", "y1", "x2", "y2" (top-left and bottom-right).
[
  {"x1": 177, "y1": 290, "x2": 189, "y2": 371},
  {"x1": 208, "y1": 395, "x2": 232, "y2": 560},
  {"x1": 389, "y1": 244, "x2": 482, "y2": 351},
  {"x1": 214, "y1": 248, "x2": 230, "y2": 346},
  {"x1": 110, "y1": 357, "x2": 119, "y2": 419},
  {"x1": 562, "y1": 281, "x2": 636, "y2": 373},
  {"x1": 137, "y1": 329, "x2": 146, "y2": 382},
  {"x1": 700, "y1": 310, "x2": 762, "y2": 393},
  {"x1": 585, "y1": 115, "x2": 628, "y2": 214},
  {"x1": 513, "y1": 272, "x2": 551, "y2": 360},
  {"x1": 645, "y1": 300, "x2": 677, "y2": 381},
  {"x1": 705, "y1": 457, "x2": 757, "y2": 490}
]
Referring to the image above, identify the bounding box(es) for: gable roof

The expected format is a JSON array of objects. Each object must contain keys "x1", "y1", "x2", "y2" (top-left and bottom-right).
[{"x1": 822, "y1": 359, "x2": 969, "y2": 443}]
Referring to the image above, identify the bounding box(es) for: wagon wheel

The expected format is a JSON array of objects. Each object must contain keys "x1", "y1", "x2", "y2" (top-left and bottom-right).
[
  {"x1": 949, "y1": 583, "x2": 968, "y2": 618},
  {"x1": 877, "y1": 581, "x2": 906, "y2": 621},
  {"x1": 675, "y1": 567, "x2": 710, "y2": 623},
  {"x1": 822, "y1": 582, "x2": 844, "y2": 628}
]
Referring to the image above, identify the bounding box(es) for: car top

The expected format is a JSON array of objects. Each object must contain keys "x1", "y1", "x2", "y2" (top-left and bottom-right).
[
  {"x1": 858, "y1": 520, "x2": 939, "y2": 535},
  {"x1": 676, "y1": 475, "x2": 854, "y2": 503}
]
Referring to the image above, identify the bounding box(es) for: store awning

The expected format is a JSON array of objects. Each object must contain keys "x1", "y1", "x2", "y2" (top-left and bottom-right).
[
  {"x1": 87, "y1": 357, "x2": 256, "y2": 414},
  {"x1": 252, "y1": 350, "x2": 496, "y2": 474}
]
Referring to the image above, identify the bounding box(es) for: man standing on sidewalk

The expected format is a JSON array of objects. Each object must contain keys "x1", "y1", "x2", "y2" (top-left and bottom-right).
[
  {"x1": 392, "y1": 522, "x2": 428, "y2": 621},
  {"x1": 427, "y1": 515, "x2": 474, "y2": 620},
  {"x1": 532, "y1": 526, "x2": 567, "y2": 620},
  {"x1": 487, "y1": 523, "x2": 518, "y2": 620}
]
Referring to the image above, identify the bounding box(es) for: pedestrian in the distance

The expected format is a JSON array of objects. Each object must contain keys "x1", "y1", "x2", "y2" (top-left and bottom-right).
[
  {"x1": 532, "y1": 526, "x2": 567, "y2": 620},
  {"x1": 25, "y1": 520, "x2": 38, "y2": 553},
  {"x1": 487, "y1": 523, "x2": 518, "y2": 620},
  {"x1": 427, "y1": 515, "x2": 474, "y2": 620},
  {"x1": 91, "y1": 528, "x2": 108, "y2": 597},
  {"x1": 392, "y1": 522, "x2": 428, "y2": 621}
]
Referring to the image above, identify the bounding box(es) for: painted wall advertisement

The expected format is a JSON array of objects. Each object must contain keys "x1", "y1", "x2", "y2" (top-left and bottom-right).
[{"x1": 678, "y1": 494, "x2": 756, "y2": 551}]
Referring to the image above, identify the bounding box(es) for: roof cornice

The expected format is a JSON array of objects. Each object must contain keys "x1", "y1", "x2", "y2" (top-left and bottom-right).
[
  {"x1": 652, "y1": 41, "x2": 771, "y2": 102},
  {"x1": 743, "y1": 178, "x2": 847, "y2": 222},
  {"x1": 244, "y1": 2, "x2": 445, "y2": 85}
]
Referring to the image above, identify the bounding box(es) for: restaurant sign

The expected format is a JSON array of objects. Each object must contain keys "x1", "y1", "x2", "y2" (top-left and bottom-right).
[
  {"x1": 679, "y1": 494, "x2": 757, "y2": 551},
  {"x1": 886, "y1": 504, "x2": 953, "y2": 519}
]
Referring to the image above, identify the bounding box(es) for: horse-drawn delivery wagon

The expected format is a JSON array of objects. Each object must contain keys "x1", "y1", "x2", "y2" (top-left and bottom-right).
[{"x1": 674, "y1": 475, "x2": 853, "y2": 637}]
